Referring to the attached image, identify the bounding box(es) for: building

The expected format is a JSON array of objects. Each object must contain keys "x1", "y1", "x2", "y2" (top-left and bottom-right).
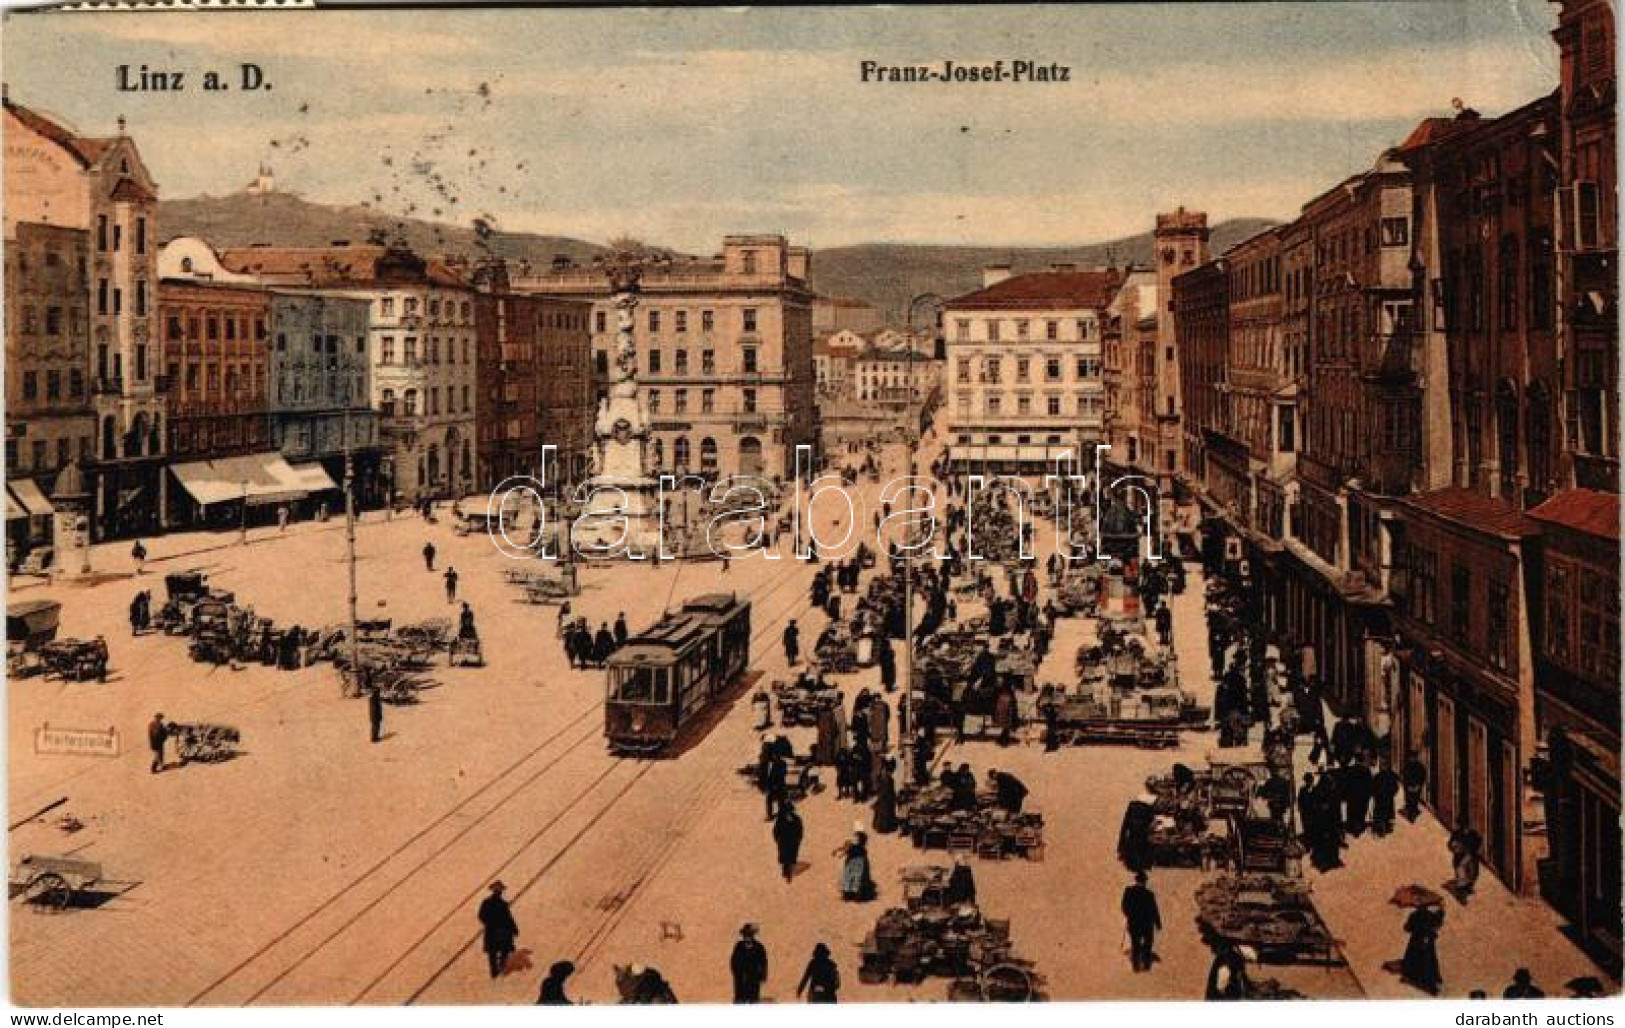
[
  {"x1": 812, "y1": 295, "x2": 883, "y2": 336},
  {"x1": 4, "y1": 95, "x2": 166, "y2": 540},
  {"x1": 517, "y1": 235, "x2": 817, "y2": 481},
  {"x1": 4, "y1": 222, "x2": 92, "y2": 563},
  {"x1": 851, "y1": 344, "x2": 939, "y2": 409},
  {"x1": 1153, "y1": 210, "x2": 1210, "y2": 506},
  {"x1": 1525, "y1": 487, "x2": 1620, "y2": 974},
  {"x1": 157, "y1": 237, "x2": 382, "y2": 510},
  {"x1": 1553, "y1": 0, "x2": 1618, "y2": 493},
  {"x1": 814, "y1": 328, "x2": 868, "y2": 397},
  {"x1": 156, "y1": 278, "x2": 273, "y2": 469},
  {"x1": 217, "y1": 244, "x2": 479, "y2": 502},
  {"x1": 1172, "y1": 257, "x2": 1228, "y2": 496},
  {"x1": 942, "y1": 264, "x2": 1120, "y2": 475},
  {"x1": 471, "y1": 260, "x2": 594, "y2": 490}
]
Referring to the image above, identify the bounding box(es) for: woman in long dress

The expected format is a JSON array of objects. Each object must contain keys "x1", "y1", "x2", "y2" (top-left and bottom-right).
[
  {"x1": 872, "y1": 762, "x2": 898, "y2": 834},
  {"x1": 835, "y1": 830, "x2": 874, "y2": 901},
  {"x1": 1400, "y1": 906, "x2": 1444, "y2": 995}
]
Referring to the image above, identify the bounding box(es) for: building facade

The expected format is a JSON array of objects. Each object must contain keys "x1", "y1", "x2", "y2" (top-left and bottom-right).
[
  {"x1": 4, "y1": 97, "x2": 166, "y2": 539},
  {"x1": 517, "y1": 235, "x2": 817, "y2": 481},
  {"x1": 5, "y1": 224, "x2": 93, "y2": 489},
  {"x1": 218, "y1": 244, "x2": 479, "y2": 503},
  {"x1": 942, "y1": 265, "x2": 1119, "y2": 474},
  {"x1": 156, "y1": 279, "x2": 273, "y2": 465}
]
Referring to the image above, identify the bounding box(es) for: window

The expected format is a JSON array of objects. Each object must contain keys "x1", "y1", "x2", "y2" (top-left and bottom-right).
[
  {"x1": 956, "y1": 319, "x2": 971, "y2": 341},
  {"x1": 674, "y1": 349, "x2": 688, "y2": 375},
  {"x1": 986, "y1": 394, "x2": 1002, "y2": 415},
  {"x1": 702, "y1": 389, "x2": 715, "y2": 413},
  {"x1": 743, "y1": 348, "x2": 758, "y2": 374},
  {"x1": 702, "y1": 350, "x2": 715, "y2": 375},
  {"x1": 595, "y1": 311, "x2": 607, "y2": 333},
  {"x1": 1016, "y1": 319, "x2": 1030, "y2": 340},
  {"x1": 743, "y1": 308, "x2": 758, "y2": 333},
  {"x1": 381, "y1": 337, "x2": 394, "y2": 363},
  {"x1": 46, "y1": 371, "x2": 60, "y2": 400},
  {"x1": 648, "y1": 350, "x2": 662, "y2": 374},
  {"x1": 1045, "y1": 357, "x2": 1061, "y2": 382},
  {"x1": 428, "y1": 299, "x2": 441, "y2": 319},
  {"x1": 649, "y1": 310, "x2": 661, "y2": 333},
  {"x1": 1045, "y1": 320, "x2": 1059, "y2": 341},
  {"x1": 1017, "y1": 394, "x2": 1032, "y2": 415},
  {"x1": 45, "y1": 307, "x2": 62, "y2": 336},
  {"x1": 956, "y1": 358, "x2": 971, "y2": 383},
  {"x1": 985, "y1": 357, "x2": 1001, "y2": 382},
  {"x1": 70, "y1": 370, "x2": 83, "y2": 397},
  {"x1": 675, "y1": 389, "x2": 688, "y2": 413},
  {"x1": 742, "y1": 250, "x2": 758, "y2": 275},
  {"x1": 987, "y1": 320, "x2": 1002, "y2": 343},
  {"x1": 463, "y1": 385, "x2": 470, "y2": 411},
  {"x1": 701, "y1": 310, "x2": 714, "y2": 333},
  {"x1": 405, "y1": 337, "x2": 418, "y2": 364},
  {"x1": 1278, "y1": 406, "x2": 1296, "y2": 453},
  {"x1": 22, "y1": 372, "x2": 37, "y2": 400},
  {"x1": 1499, "y1": 235, "x2": 1520, "y2": 330},
  {"x1": 675, "y1": 310, "x2": 688, "y2": 334},
  {"x1": 743, "y1": 388, "x2": 758, "y2": 413},
  {"x1": 1451, "y1": 565, "x2": 1471, "y2": 643},
  {"x1": 1487, "y1": 581, "x2": 1510, "y2": 671},
  {"x1": 135, "y1": 217, "x2": 147, "y2": 254},
  {"x1": 648, "y1": 389, "x2": 661, "y2": 413},
  {"x1": 1016, "y1": 358, "x2": 1030, "y2": 382},
  {"x1": 596, "y1": 351, "x2": 609, "y2": 376},
  {"x1": 1381, "y1": 217, "x2": 1409, "y2": 247},
  {"x1": 97, "y1": 279, "x2": 109, "y2": 316},
  {"x1": 381, "y1": 298, "x2": 395, "y2": 317},
  {"x1": 96, "y1": 215, "x2": 108, "y2": 251},
  {"x1": 405, "y1": 298, "x2": 419, "y2": 316},
  {"x1": 1076, "y1": 319, "x2": 1092, "y2": 339},
  {"x1": 1046, "y1": 396, "x2": 1061, "y2": 416},
  {"x1": 31, "y1": 440, "x2": 45, "y2": 469}
]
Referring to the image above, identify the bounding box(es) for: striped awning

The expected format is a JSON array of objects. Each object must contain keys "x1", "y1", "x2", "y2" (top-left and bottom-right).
[
  {"x1": 169, "y1": 453, "x2": 311, "y2": 509},
  {"x1": 7, "y1": 479, "x2": 55, "y2": 519}
]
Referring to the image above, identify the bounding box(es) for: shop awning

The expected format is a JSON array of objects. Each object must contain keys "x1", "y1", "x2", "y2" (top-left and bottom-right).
[
  {"x1": 8, "y1": 479, "x2": 55, "y2": 518},
  {"x1": 287, "y1": 462, "x2": 339, "y2": 493},
  {"x1": 169, "y1": 453, "x2": 311, "y2": 509}
]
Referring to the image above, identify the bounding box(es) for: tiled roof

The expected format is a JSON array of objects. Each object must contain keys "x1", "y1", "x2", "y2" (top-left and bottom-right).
[
  {"x1": 218, "y1": 246, "x2": 469, "y2": 288},
  {"x1": 947, "y1": 270, "x2": 1119, "y2": 311},
  {"x1": 1528, "y1": 488, "x2": 1620, "y2": 540},
  {"x1": 4, "y1": 98, "x2": 113, "y2": 168},
  {"x1": 1396, "y1": 116, "x2": 1468, "y2": 153},
  {"x1": 1400, "y1": 487, "x2": 1539, "y2": 539},
  {"x1": 108, "y1": 177, "x2": 155, "y2": 203}
]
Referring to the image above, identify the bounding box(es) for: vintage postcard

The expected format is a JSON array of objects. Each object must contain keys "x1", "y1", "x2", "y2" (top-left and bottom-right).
[{"x1": 0, "y1": 0, "x2": 1618, "y2": 1010}]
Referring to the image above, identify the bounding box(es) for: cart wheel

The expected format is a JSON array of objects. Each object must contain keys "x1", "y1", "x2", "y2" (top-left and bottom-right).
[
  {"x1": 982, "y1": 964, "x2": 1033, "y2": 1002},
  {"x1": 26, "y1": 873, "x2": 71, "y2": 911}
]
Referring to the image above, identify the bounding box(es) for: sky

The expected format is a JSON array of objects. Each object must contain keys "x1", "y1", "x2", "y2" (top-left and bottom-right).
[{"x1": 1, "y1": 2, "x2": 1562, "y2": 251}]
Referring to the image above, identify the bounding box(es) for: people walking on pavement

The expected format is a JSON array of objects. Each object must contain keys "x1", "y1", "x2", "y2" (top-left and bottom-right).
[
  {"x1": 1401, "y1": 751, "x2": 1428, "y2": 822},
  {"x1": 537, "y1": 961, "x2": 575, "y2": 1005},
  {"x1": 478, "y1": 881, "x2": 519, "y2": 979},
  {"x1": 147, "y1": 712, "x2": 170, "y2": 773},
  {"x1": 444, "y1": 566, "x2": 459, "y2": 603},
  {"x1": 1399, "y1": 905, "x2": 1444, "y2": 995},
  {"x1": 772, "y1": 801, "x2": 804, "y2": 882},
  {"x1": 730, "y1": 924, "x2": 769, "y2": 1003},
  {"x1": 368, "y1": 686, "x2": 384, "y2": 743},
  {"x1": 835, "y1": 829, "x2": 874, "y2": 901},
  {"x1": 131, "y1": 539, "x2": 147, "y2": 574},
  {"x1": 1449, "y1": 827, "x2": 1482, "y2": 903},
  {"x1": 423, "y1": 541, "x2": 436, "y2": 572},
  {"x1": 764, "y1": 751, "x2": 789, "y2": 822},
  {"x1": 783, "y1": 619, "x2": 800, "y2": 666},
  {"x1": 1503, "y1": 968, "x2": 1545, "y2": 999},
  {"x1": 614, "y1": 612, "x2": 629, "y2": 646},
  {"x1": 1372, "y1": 756, "x2": 1400, "y2": 835},
  {"x1": 1121, "y1": 871, "x2": 1162, "y2": 973},
  {"x1": 594, "y1": 622, "x2": 616, "y2": 665},
  {"x1": 796, "y1": 943, "x2": 840, "y2": 1003}
]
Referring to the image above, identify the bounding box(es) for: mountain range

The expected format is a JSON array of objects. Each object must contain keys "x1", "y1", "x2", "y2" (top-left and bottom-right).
[{"x1": 156, "y1": 191, "x2": 1276, "y2": 324}]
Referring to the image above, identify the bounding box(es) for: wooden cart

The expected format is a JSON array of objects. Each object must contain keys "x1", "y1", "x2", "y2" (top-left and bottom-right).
[{"x1": 11, "y1": 854, "x2": 102, "y2": 911}]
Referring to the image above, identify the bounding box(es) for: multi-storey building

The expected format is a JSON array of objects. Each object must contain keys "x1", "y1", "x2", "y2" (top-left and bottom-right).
[
  {"x1": 4, "y1": 222, "x2": 92, "y2": 561},
  {"x1": 517, "y1": 235, "x2": 816, "y2": 481},
  {"x1": 813, "y1": 330, "x2": 865, "y2": 397},
  {"x1": 471, "y1": 260, "x2": 594, "y2": 490},
  {"x1": 4, "y1": 95, "x2": 165, "y2": 539},
  {"x1": 1171, "y1": 258, "x2": 1228, "y2": 497},
  {"x1": 156, "y1": 279, "x2": 273, "y2": 466},
  {"x1": 942, "y1": 264, "x2": 1119, "y2": 475},
  {"x1": 1554, "y1": 0, "x2": 1618, "y2": 493},
  {"x1": 218, "y1": 244, "x2": 479, "y2": 503},
  {"x1": 1153, "y1": 210, "x2": 1209, "y2": 510},
  {"x1": 1102, "y1": 269, "x2": 1156, "y2": 474}
]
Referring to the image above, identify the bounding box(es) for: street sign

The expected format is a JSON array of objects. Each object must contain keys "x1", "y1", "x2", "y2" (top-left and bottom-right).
[{"x1": 34, "y1": 724, "x2": 120, "y2": 758}]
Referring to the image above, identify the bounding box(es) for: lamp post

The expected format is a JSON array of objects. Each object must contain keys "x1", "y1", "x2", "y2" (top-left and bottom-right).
[{"x1": 902, "y1": 293, "x2": 944, "y2": 704}]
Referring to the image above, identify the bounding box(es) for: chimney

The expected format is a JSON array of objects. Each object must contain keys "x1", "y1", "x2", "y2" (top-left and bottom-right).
[
  {"x1": 983, "y1": 264, "x2": 1013, "y2": 288},
  {"x1": 1050, "y1": 262, "x2": 1077, "y2": 274}
]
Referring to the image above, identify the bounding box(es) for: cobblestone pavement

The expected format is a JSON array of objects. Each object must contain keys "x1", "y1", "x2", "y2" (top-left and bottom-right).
[{"x1": 7, "y1": 437, "x2": 1609, "y2": 1005}]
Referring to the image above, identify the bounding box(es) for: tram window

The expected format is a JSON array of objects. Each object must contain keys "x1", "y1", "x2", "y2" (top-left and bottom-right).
[{"x1": 614, "y1": 666, "x2": 669, "y2": 704}]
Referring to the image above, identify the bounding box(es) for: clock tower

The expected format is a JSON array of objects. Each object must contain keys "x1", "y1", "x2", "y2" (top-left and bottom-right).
[{"x1": 1150, "y1": 207, "x2": 1209, "y2": 522}]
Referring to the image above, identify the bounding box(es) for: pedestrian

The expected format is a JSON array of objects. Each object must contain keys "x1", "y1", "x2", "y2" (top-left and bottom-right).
[
  {"x1": 1372, "y1": 756, "x2": 1400, "y2": 835},
  {"x1": 1154, "y1": 603, "x2": 1173, "y2": 647},
  {"x1": 796, "y1": 943, "x2": 840, "y2": 1003},
  {"x1": 835, "y1": 829, "x2": 874, "y2": 902},
  {"x1": 477, "y1": 881, "x2": 519, "y2": 979},
  {"x1": 131, "y1": 539, "x2": 148, "y2": 574},
  {"x1": 765, "y1": 751, "x2": 788, "y2": 822},
  {"x1": 423, "y1": 541, "x2": 436, "y2": 572},
  {"x1": 946, "y1": 854, "x2": 977, "y2": 905},
  {"x1": 772, "y1": 801, "x2": 803, "y2": 881},
  {"x1": 537, "y1": 960, "x2": 575, "y2": 1005},
  {"x1": 1399, "y1": 905, "x2": 1444, "y2": 995},
  {"x1": 783, "y1": 620, "x2": 800, "y2": 666},
  {"x1": 1401, "y1": 752, "x2": 1428, "y2": 821},
  {"x1": 368, "y1": 686, "x2": 384, "y2": 743},
  {"x1": 129, "y1": 592, "x2": 146, "y2": 636},
  {"x1": 444, "y1": 566, "x2": 458, "y2": 603},
  {"x1": 614, "y1": 612, "x2": 629, "y2": 647},
  {"x1": 1503, "y1": 968, "x2": 1545, "y2": 999},
  {"x1": 730, "y1": 924, "x2": 769, "y2": 1003},
  {"x1": 147, "y1": 712, "x2": 170, "y2": 774},
  {"x1": 594, "y1": 622, "x2": 616, "y2": 665},
  {"x1": 987, "y1": 768, "x2": 1028, "y2": 813},
  {"x1": 1121, "y1": 871, "x2": 1162, "y2": 973},
  {"x1": 872, "y1": 758, "x2": 898, "y2": 834},
  {"x1": 277, "y1": 504, "x2": 290, "y2": 532},
  {"x1": 1343, "y1": 756, "x2": 1373, "y2": 836},
  {"x1": 1450, "y1": 828, "x2": 1482, "y2": 903}
]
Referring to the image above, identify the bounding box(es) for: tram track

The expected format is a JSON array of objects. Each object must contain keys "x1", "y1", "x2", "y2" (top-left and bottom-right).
[{"x1": 185, "y1": 551, "x2": 810, "y2": 1006}]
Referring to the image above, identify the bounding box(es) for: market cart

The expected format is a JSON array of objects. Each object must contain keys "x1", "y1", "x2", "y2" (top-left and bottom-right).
[
  {"x1": 10, "y1": 854, "x2": 102, "y2": 911},
  {"x1": 7, "y1": 599, "x2": 61, "y2": 678},
  {"x1": 171, "y1": 722, "x2": 242, "y2": 762}
]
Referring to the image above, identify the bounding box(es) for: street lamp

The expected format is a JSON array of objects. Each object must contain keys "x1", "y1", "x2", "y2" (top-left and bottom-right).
[{"x1": 901, "y1": 293, "x2": 944, "y2": 705}]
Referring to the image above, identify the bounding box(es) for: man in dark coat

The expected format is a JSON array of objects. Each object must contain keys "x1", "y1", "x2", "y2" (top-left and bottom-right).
[
  {"x1": 423, "y1": 541, "x2": 436, "y2": 571},
  {"x1": 614, "y1": 612, "x2": 629, "y2": 646},
  {"x1": 1154, "y1": 603, "x2": 1173, "y2": 647},
  {"x1": 444, "y1": 566, "x2": 459, "y2": 603},
  {"x1": 148, "y1": 713, "x2": 170, "y2": 774},
  {"x1": 765, "y1": 752, "x2": 789, "y2": 821},
  {"x1": 1401, "y1": 752, "x2": 1428, "y2": 821},
  {"x1": 1342, "y1": 756, "x2": 1373, "y2": 836},
  {"x1": 783, "y1": 620, "x2": 800, "y2": 665},
  {"x1": 1372, "y1": 756, "x2": 1401, "y2": 835},
  {"x1": 946, "y1": 856, "x2": 977, "y2": 905},
  {"x1": 477, "y1": 881, "x2": 519, "y2": 979},
  {"x1": 772, "y1": 802, "x2": 804, "y2": 881},
  {"x1": 368, "y1": 687, "x2": 385, "y2": 743},
  {"x1": 1121, "y1": 871, "x2": 1163, "y2": 972},
  {"x1": 594, "y1": 622, "x2": 616, "y2": 665},
  {"x1": 730, "y1": 924, "x2": 769, "y2": 1003},
  {"x1": 988, "y1": 769, "x2": 1028, "y2": 813}
]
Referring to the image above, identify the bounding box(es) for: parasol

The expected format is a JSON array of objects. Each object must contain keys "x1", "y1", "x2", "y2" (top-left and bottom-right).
[{"x1": 1389, "y1": 884, "x2": 1444, "y2": 908}]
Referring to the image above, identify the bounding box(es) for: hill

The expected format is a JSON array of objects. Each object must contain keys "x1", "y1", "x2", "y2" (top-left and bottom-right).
[
  {"x1": 807, "y1": 219, "x2": 1278, "y2": 323},
  {"x1": 156, "y1": 192, "x2": 1276, "y2": 321}
]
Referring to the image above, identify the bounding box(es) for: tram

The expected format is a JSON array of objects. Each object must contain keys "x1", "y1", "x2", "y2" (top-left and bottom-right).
[{"x1": 604, "y1": 593, "x2": 752, "y2": 754}]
